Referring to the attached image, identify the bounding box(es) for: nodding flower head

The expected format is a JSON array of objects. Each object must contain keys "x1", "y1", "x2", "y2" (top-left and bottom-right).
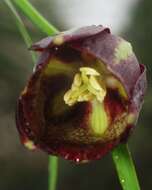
[{"x1": 16, "y1": 25, "x2": 147, "y2": 163}]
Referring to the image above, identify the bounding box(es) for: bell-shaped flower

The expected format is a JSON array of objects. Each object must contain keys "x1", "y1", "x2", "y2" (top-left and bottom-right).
[{"x1": 16, "y1": 25, "x2": 147, "y2": 163}]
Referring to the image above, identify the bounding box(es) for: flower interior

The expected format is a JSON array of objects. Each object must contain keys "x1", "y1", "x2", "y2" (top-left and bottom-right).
[
  {"x1": 64, "y1": 67, "x2": 108, "y2": 135},
  {"x1": 35, "y1": 46, "x2": 129, "y2": 148}
]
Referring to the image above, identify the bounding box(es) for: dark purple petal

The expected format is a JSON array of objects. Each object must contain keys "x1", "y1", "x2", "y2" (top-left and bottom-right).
[
  {"x1": 31, "y1": 25, "x2": 110, "y2": 51},
  {"x1": 16, "y1": 25, "x2": 147, "y2": 163},
  {"x1": 129, "y1": 64, "x2": 147, "y2": 116},
  {"x1": 71, "y1": 34, "x2": 141, "y2": 98}
]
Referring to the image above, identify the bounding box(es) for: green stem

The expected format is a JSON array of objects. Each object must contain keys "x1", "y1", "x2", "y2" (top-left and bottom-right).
[
  {"x1": 112, "y1": 143, "x2": 140, "y2": 190},
  {"x1": 4, "y1": 0, "x2": 37, "y2": 63},
  {"x1": 48, "y1": 156, "x2": 58, "y2": 190},
  {"x1": 12, "y1": 0, "x2": 59, "y2": 35}
]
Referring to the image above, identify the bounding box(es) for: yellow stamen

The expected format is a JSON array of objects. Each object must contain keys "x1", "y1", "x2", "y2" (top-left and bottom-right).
[
  {"x1": 64, "y1": 67, "x2": 106, "y2": 106},
  {"x1": 80, "y1": 67, "x2": 100, "y2": 76}
]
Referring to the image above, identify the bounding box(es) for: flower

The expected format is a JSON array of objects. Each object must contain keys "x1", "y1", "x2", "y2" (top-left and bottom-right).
[{"x1": 16, "y1": 25, "x2": 147, "y2": 163}]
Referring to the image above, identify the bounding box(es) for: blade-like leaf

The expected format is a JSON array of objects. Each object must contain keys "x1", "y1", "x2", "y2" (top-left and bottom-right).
[
  {"x1": 12, "y1": 0, "x2": 59, "y2": 35},
  {"x1": 4, "y1": 0, "x2": 37, "y2": 63}
]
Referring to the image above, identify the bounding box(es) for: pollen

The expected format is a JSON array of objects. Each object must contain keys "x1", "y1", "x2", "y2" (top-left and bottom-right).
[{"x1": 64, "y1": 67, "x2": 106, "y2": 106}]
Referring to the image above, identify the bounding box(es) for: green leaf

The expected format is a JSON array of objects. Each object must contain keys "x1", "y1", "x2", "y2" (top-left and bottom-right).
[
  {"x1": 112, "y1": 144, "x2": 140, "y2": 190},
  {"x1": 12, "y1": 0, "x2": 59, "y2": 35},
  {"x1": 4, "y1": 0, "x2": 37, "y2": 64}
]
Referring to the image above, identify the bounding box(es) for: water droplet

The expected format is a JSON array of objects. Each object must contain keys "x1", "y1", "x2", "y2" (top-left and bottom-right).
[
  {"x1": 19, "y1": 97, "x2": 22, "y2": 101},
  {"x1": 121, "y1": 179, "x2": 125, "y2": 183},
  {"x1": 55, "y1": 47, "x2": 58, "y2": 51},
  {"x1": 25, "y1": 127, "x2": 31, "y2": 133},
  {"x1": 64, "y1": 154, "x2": 69, "y2": 159},
  {"x1": 76, "y1": 158, "x2": 80, "y2": 162},
  {"x1": 26, "y1": 122, "x2": 29, "y2": 126},
  {"x1": 33, "y1": 66, "x2": 36, "y2": 72}
]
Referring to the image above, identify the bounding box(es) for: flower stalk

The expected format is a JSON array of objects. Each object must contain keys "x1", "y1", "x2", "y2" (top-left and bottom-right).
[
  {"x1": 112, "y1": 144, "x2": 140, "y2": 190},
  {"x1": 48, "y1": 156, "x2": 58, "y2": 190}
]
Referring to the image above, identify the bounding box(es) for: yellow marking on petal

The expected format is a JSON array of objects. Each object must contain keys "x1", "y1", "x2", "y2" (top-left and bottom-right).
[
  {"x1": 117, "y1": 82, "x2": 128, "y2": 99},
  {"x1": 115, "y1": 40, "x2": 133, "y2": 63},
  {"x1": 106, "y1": 76, "x2": 118, "y2": 88},
  {"x1": 64, "y1": 67, "x2": 106, "y2": 106},
  {"x1": 127, "y1": 113, "x2": 136, "y2": 124},
  {"x1": 21, "y1": 87, "x2": 27, "y2": 96},
  {"x1": 53, "y1": 35, "x2": 64, "y2": 45},
  {"x1": 24, "y1": 140, "x2": 36, "y2": 150},
  {"x1": 44, "y1": 58, "x2": 75, "y2": 76},
  {"x1": 106, "y1": 75, "x2": 128, "y2": 99}
]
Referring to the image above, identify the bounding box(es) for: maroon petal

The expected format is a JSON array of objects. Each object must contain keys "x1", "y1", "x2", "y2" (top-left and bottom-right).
[
  {"x1": 71, "y1": 33, "x2": 141, "y2": 98},
  {"x1": 16, "y1": 25, "x2": 147, "y2": 163},
  {"x1": 31, "y1": 25, "x2": 109, "y2": 51}
]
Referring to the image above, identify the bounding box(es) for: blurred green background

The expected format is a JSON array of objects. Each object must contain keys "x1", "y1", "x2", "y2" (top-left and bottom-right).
[{"x1": 0, "y1": 0, "x2": 151, "y2": 189}]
